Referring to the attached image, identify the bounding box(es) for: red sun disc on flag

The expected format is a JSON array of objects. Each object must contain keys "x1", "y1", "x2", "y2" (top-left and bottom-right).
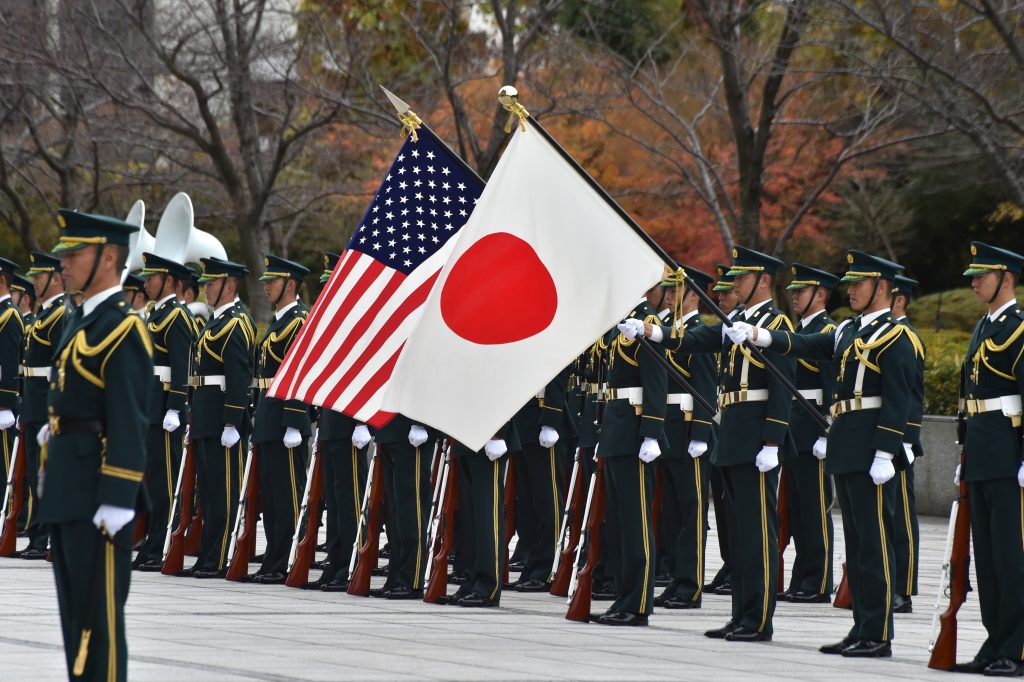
[{"x1": 441, "y1": 232, "x2": 557, "y2": 345}]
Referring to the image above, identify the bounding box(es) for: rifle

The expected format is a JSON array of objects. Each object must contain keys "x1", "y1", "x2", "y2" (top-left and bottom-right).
[
  {"x1": 929, "y1": 369, "x2": 971, "y2": 670},
  {"x1": 777, "y1": 465, "x2": 791, "y2": 595},
  {"x1": 161, "y1": 432, "x2": 195, "y2": 574},
  {"x1": 549, "y1": 447, "x2": 584, "y2": 596},
  {"x1": 0, "y1": 424, "x2": 24, "y2": 556},
  {"x1": 225, "y1": 443, "x2": 260, "y2": 581},
  {"x1": 502, "y1": 454, "x2": 518, "y2": 586},
  {"x1": 184, "y1": 501, "x2": 202, "y2": 556},
  {"x1": 566, "y1": 459, "x2": 606, "y2": 622},
  {"x1": 833, "y1": 563, "x2": 851, "y2": 609},
  {"x1": 422, "y1": 440, "x2": 450, "y2": 586},
  {"x1": 424, "y1": 448, "x2": 458, "y2": 603},
  {"x1": 286, "y1": 434, "x2": 323, "y2": 588},
  {"x1": 347, "y1": 445, "x2": 384, "y2": 596}
]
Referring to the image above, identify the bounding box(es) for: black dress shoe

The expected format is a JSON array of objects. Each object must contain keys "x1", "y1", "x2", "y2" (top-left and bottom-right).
[
  {"x1": 663, "y1": 596, "x2": 701, "y2": 609},
  {"x1": 253, "y1": 572, "x2": 286, "y2": 584},
  {"x1": 514, "y1": 578, "x2": 550, "y2": 593},
  {"x1": 592, "y1": 588, "x2": 617, "y2": 601},
  {"x1": 654, "y1": 571, "x2": 672, "y2": 587},
  {"x1": 252, "y1": 553, "x2": 265, "y2": 563},
  {"x1": 448, "y1": 572, "x2": 469, "y2": 585},
  {"x1": 371, "y1": 566, "x2": 389, "y2": 577},
  {"x1": 893, "y1": 594, "x2": 913, "y2": 613},
  {"x1": 193, "y1": 569, "x2": 226, "y2": 579},
  {"x1": 508, "y1": 559, "x2": 525, "y2": 572},
  {"x1": 444, "y1": 590, "x2": 472, "y2": 606},
  {"x1": 953, "y1": 657, "x2": 993, "y2": 674},
  {"x1": 788, "y1": 591, "x2": 832, "y2": 604},
  {"x1": 310, "y1": 559, "x2": 326, "y2": 570},
  {"x1": 368, "y1": 587, "x2": 386, "y2": 598},
  {"x1": 316, "y1": 543, "x2": 328, "y2": 552},
  {"x1": 18, "y1": 548, "x2": 48, "y2": 560},
  {"x1": 777, "y1": 589, "x2": 793, "y2": 602},
  {"x1": 653, "y1": 591, "x2": 674, "y2": 607},
  {"x1": 379, "y1": 543, "x2": 391, "y2": 559},
  {"x1": 725, "y1": 626, "x2": 772, "y2": 642},
  {"x1": 819, "y1": 637, "x2": 857, "y2": 654},
  {"x1": 136, "y1": 560, "x2": 164, "y2": 572},
  {"x1": 320, "y1": 579, "x2": 349, "y2": 592},
  {"x1": 713, "y1": 582, "x2": 732, "y2": 595},
  {"x1": 983, "y1": 658, "x2": 1024, "y2": 676},
  {"x1": 705, "y1": 621, "x2": 740, "y2": 639},
  {"x1": 597, "y1": 612, "x2": 648, "y2": 626},
  {"x1": 384, "y1": 586, "x2": 423, "y2": 600},
  {"x1": 841, "y1": 640, "x2": 892, "y2": 658},
  {"x1": 173, "y1": 567, "x2": 196, "y2": 578},
  {"x1": 458, "y1": 592, "x2": 500, "y2": 608}
]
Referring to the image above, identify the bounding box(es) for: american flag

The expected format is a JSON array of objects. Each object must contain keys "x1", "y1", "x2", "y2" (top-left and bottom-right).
[{"x1": 268, "y1": 126, "x2": 484, "y2": 425}]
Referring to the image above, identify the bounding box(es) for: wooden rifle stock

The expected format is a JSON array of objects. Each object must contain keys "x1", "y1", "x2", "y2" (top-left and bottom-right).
[
  {"x1": 225, "y1": 446, "x2": 260, "y2": 581},
  {"x1": 777, "y1": 465, "x2": 791, "y2": 595},
  {"x1": 929, "y1": 453, "x2": 971, "y2": 671},
  {"x1": 132, "y1": 511, "x2": 149, "y2": 549},
  {"x1": 550, "y1": 448, "x2": 586, "y2": 596},
  {"x1": 184, "y1": 501, "x2": 202, "y2": 556},
  {"x1": 0, "y1": 425, "x2": 25, "y2": 556},
  {"x1": 424, "y1": 449, "x2": 457, "y2": 603},
  {"x1": 502, "y1": 455, "x2": 518, "y2": 586},
  {"x1": 833, "y1": 564, "x2": 851, "y2": 609},
  {"x1": 348, "y1": 450, "x2": 385, "y2": 596},
  {"x1": 566, "y1": 460, "x2": 606, "y2": 623},
  {"x1": 286, "y1": 440, "x2": 324, "y2": 588},
  {"x1": 162, "y1": 440, "x2": 196, "y2": 574}
]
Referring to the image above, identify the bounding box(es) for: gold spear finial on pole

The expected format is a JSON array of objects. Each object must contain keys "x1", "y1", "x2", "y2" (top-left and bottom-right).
[
  {"x1": 380, "y1": 84, "x2": 422, "y2": 142},
  {"x1": 498, "y1": 85, "x2": 529, "y2": 133}
]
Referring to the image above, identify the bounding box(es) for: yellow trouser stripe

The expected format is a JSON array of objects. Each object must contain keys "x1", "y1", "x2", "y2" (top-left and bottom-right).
[
  {"x1": 899, "y1": 471, "x2": 914, "y2": 595},
  {"x1": 2, "y1": 430, "x2": 9, "y2": 479},
  {"x1": 352, "y1": 446, "x2": 362, "y2": 547},
  {"x1": 877, "y1": 484, "x2": 892, "y2": 640},
  {"x1": 548, "y1": 446, "x2": 560, "y2": 575},
  {"x1": 759, "y1": 472, "x2": 769, "y2": 632},
  {"x1": 165, "y1": 431, "x2": 173, "y2": 525},
  {"x1": 490, "y1": 460, "x2": 501, "y2": 600},
  {"x1": 818, "y1": 460, "x2": 829, "y2": 594},
  {"x1": 218, "y1": 447, "x2": 231, "y2": 568},
  {"x1": 288, "y1": 448, "x2": 299, "y2": 524},
  {"x1": 639, "y1": 460, "x2": 651, "y2": 614},
  {"x1": 694, "y1": 457, "x2": 704, "y2": 600},
  {"x1": 413, "y1": 447, "x2": 423, "y2": 589},
  {"x1": 105, "y1": 541, "x2": 115, "y2": 682}
]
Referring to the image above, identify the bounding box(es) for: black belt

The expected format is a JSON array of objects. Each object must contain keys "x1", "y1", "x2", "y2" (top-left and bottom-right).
[{"x1": 50, "y1": 417, "x2": 104, "y2": 436}]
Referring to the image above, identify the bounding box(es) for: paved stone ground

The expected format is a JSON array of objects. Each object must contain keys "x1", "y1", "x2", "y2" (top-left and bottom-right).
[{"x1": 0, "y1": 508, "x2": 985, "y2": 681}]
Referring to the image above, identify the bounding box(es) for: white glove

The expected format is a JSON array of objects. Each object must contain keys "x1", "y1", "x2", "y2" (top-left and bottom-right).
[
  {"x1": 283, "y1": 427, "x2": 303, "y2": 449},
  {"x1": 755, "y1": 444, "x2": 779, "y2": 472},
  {"x1": 1018, "y1": 462, "x2": 1024, "y2": 488},
  {"x1": 0, "y1": 409, "x2": 14, "y2": 430},
  {"x1": 869, "y1": 451, "x2": 896, "y2": 485},
  {"x1": 37, "y1": 423, "x2": 50, "y2": 447},
  {"x1": 725, "y1": 321, "x2": 753, "y2": 345},
  {"x1": 953, "y1": 463, "x2": 961, "y2": 486},
  {"x1": 408, "y1": 424, "x2": 428, "y2": 447},
  {"x1": 539, "y1": 426, "x2": 559, "y2": 448},
  {"x1": 162, "y1": 409, "x2": 180, "y2": 433},
  {"x1": 616, "y1": 318, "x2": 645, "y2": 340},
  {"x1": 352, "y1": 424, "x2": 373, "y2": 449},
  {"x1": 92, "y1": 504, "x2": 136, "y2": 536},
  {"x1": 220, "y1": 425, "x2": 241, "y2": 448},
  {"x1": 484, "y1": 439, "x2": 507, "y2": 461},
  {"x1": 903, "y1": 442, "x2": 915, "y2": 466},
  {"x1": 812, "y1": 436, "x2": 828, "y2": 460},
  {"x1": 687, "y1": 440, "x2": 708, "y2": 459},
  {"x1": 638, "y1": 437, "x2": 661, "y2": 463}
]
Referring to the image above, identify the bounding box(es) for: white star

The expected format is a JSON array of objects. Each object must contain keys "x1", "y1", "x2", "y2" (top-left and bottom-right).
[
  {"x1": 415, "y1": 192, "x2": 423, "y2": 200},
  {"x1": 428, "y1": 180, "x2": 436, "y2": 189},
  {"x1": 402, "y1": 221, "x2": 410, "y2": 229},
  {"x1": 429, "y1": 195, "x2": 437, "y2": 203},
  {"x1": 412, "y1": 166, "x2": 421, "y2": 175},
  {"x1": 414, "y1": 179, "x2": 422, "y2": 188},
  {"x1": 431, "y1": 222, "x2": 438, "y2": 230},
  {"x1": 416, "y1": 220, "x2": 424, "y2": 228},
  {"x1": 385, "y1": 211, "x2": 394, "y2": 220},
  {"x1": 415, "y1": 206, "x2": 424, "y2": 214},
  {"x1": 459, "y1": 209, "x2": 467, "y2": 217},
  {"x1": 417, "y1": 233, "x2": 425, "y2": 241},
  {"x1": 401, "y1": 233, "x2": 410, "y2": 241},
  {"x1": 397, "y1": 154, "x2": 404, "y2": 162},
  {"x1": 399, "y1": 196, "x2": 408, "y2": 204},
  {"x1": 386, "y1": 226, "x2": 395, "y2": 234},
  {"x1": 427, "y1": 165, "x2": 435, "y2": 174},
  {"x1": 385, "y1": 198, "x2": 393, "y2": 206},
  {"x1": 389, "y1": 239, "x2": 396, "y2": 247},
  {"x1": 430, "y1": 209, "x2": 437, "y2": 217},
  {"x1": 389, "y1": 252, "x2": 396, "y2": 259},
  {"x1": 401, "y1": 208, "x2": 409, "y2": 216},
  {"x1": 373, "y1": 205, "x2": 379, "y2": 212},
  {"x1": 403, "y1": 246, "x2": 411, "y2": 254},
  {"x1": 372, "y1": 217, "x2": 379, "y2": 225},
  {"x1": 411, "y1": 149, "x2": 419, "y2": 158},
  {"x1": 404, "y1": 260, "x2": 412, "y2": 267},
  {"x1": 418, "y1": 246, "x2": 426, "y2": 254},
  {"x1": 398, "y1": 166, "x2": 406, "y2": 175},
  {"x1": 442, "y1": 197, "x2": 451, "y2": 205},
  {"x1": 444, "y1": 210, "x2": 452, "y2": 218},
  {"x1": 359, "y1": 237, "x2": 366, "y2": 243},
  {"x1": 372, "y1": 242, "x2": 381, "y2": 250},
  {"x1": 431, "y1": 236, "x2": 439, "y2": 243},
  {"x1": 445, "y1": 223, "x2": 454, "y2": 230},
  {"x1": 426, "y1": 151, "x2": 435, "y2": 159},
  {"x1": 458, "y1": 196, "x2": 466, "y2": 204},
  {"x1": 457, "y1": 182, "x2": 465, "y2": 191},
  {"x1": 399, "y1": 180, "x2": 407, "y2": 190},
  {"x1": 441, "y1": 167, "x2": 450, "y2": 176},
  {"x1": 371, "y1": 229, "x2": 379, "y2": 237},
  {"x1": 442, "y1": 182, "x2": 450, "y2": 190}
]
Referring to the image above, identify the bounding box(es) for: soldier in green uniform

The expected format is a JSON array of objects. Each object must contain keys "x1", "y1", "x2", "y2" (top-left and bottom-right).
[
  {"x1": 11, "y1": 274, "x2": 37, "y2": 324},
  {"x1": 186, "y1": 257, "x2": 254, "y2": 578},
  {"x1": 652, "y1": 266, "x2": 718, "y2": 610},
  {"x1": 17, "y1": 252, "x2": 68, "y2": 560},
  {"x1": 37, "y1": 209, "x2": 152, "y2": 682},
  {"x1": 956, "y1": 242, "x2": 1024, "y2": 676},
  {"x1": 595, "y1": 285, "x2": 669, "y2": 627},
  {"x1": 732, "y1": 250, "x2": 921, "y2": 658},
  {"x1": 0, "y1": 258, "x2": 24, "y2": 487},
  {"x1": 778, "y1": 264, "x2": 837, "y2": 603},
  {"x1": 122, "y1": 274, "x2": 148, "y2": 318},
  {"x1": 890, "y1": 274, "x2": 922, "y2": 614},
  {"x1": 247, "y1": 255, "x2": 311, "y2": 584},
  {"x1": 131, "y1": 253, "x2": 197, "y2": 571}
]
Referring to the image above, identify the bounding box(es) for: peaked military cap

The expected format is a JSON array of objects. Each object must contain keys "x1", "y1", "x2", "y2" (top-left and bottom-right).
[
  {"x1": 198, "y1": 256, "x2": 248, "y2": 283},
  {"x1": 840, "y1": 250, "x2": 903, "y2": 283},
  {"x1": 963, "y1": 241, "x2": 1024, "y2": 276},
  {"x1": 891, "y1": 274, "x2": 918, "y2": 296},
  {"x1": 259, "y1": 254, "x2": 310, "y2": 282},
  {"x1": 25, "y1": 251, "x2": 62, "y2": 276},
  {"x1": 320, "y1": 252, "x2": 341, "y2": 284},
  {"x1": 139, "y1": 252, "x2": 192, "y2": 281},
  {"x1": 123, "y1": 273, "x2": 145, "y2": 292},
  {"x1": 0, "y1": 257, "x2": 19, "y2": 277},
  {"x1": 712, "y1": 263, "x2": 734, "y2": 292},
  {"x1": 52, "y1": 208, "x2": 140, "y2": 253},
  {"x1": 726, "y1": 245, "x2": 785, "y2": 277},
  {"x1": 680, "y1": 265, "x2": 714, "y2": 294},
  {"x1": 786, "y1": 263, "x2": 840, "y2": 290},
  {"x1": 10, "y1": 274, "x2": 35, "y2": 298}
]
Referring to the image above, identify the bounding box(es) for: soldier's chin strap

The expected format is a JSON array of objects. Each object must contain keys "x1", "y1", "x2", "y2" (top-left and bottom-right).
[
  {"x1": 859, "y1": 276, "x2": 884, "y2": 313},
  {"x1": 273, "y1": 278, "x2": 291, "y2": 311},
  {"x1": 989, "y1": 272, "x2": 1007, "y2": 305},
  {"x1": 208, "y1": 279, "x2": 226, "y2": 310},
  {"x1": 741, "y1": 272, "x2": 765, "y2": 307},
  {"x1": 80, "y1": 244, "x2": 106, "y2": 296},
  {"x1": 798, "y1": 285, "x2": 820, "y2": 319}
]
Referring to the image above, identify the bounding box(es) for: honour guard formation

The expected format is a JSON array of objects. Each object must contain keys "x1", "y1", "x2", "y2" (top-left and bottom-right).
[{"x1": 0, "y1": 90, "x2": 1022, "y2": 682}]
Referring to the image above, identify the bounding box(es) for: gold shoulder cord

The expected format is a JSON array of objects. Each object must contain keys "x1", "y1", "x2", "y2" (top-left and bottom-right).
[{"x1": 976, "y1": 320, "x2": 1024, "y2": 381}]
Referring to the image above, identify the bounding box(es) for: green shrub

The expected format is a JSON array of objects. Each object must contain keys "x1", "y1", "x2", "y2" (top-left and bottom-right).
[{"x1": 918, "y1": 328, "x2": 969, "y2": 416}]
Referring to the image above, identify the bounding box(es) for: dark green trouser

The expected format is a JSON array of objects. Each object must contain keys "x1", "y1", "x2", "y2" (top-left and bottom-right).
[
  {"x1": 456, "y1": 454, "x2": 506, "y2": 600},
  {"x1": 658, "y1": 455, "x2": 710, "y2": 603},
  {"x1": 380, "y1": 441, "x2": 433, "y2": 591},
  {"x1": 22, "y1": 422, "x2": 49, "y2": 550},
  {"x1": 52, "y1": 520, "x2": 133, "y2": 682},
  {"x1": 517, "y1": 442, "x2": 565, "y2": 582},
  {"x1": 257, "y1": 441, "x2": 307, "y2": 574},
  {"x1": 604, "y1": 456, "x2": 656, "y2": 616},
  {"x1": 136, "y1": 424, "x2": 184, "y2": 563},
  {"x1": 708, "y1": 462, "x2": 732, "y2": 587},
  {"x1": 784, "y1": 455, "x2": 834, "y2": 596},
  {"x1": 509, "y1": 450, "x2": 529, "y2": 566},
  {"x1": 193, "y1": 436, "x2": 243, "y2": 572},
  {"x1": 835, "y1": 472, "x2": 896, "y2": 642},
  {"x1": 579, "y1": 449, "x2": 616, "y2": 591},
  {"x1": 721, "y1": 463, "x2": 778, "y2": 635},
  {"x1": 892, "y1": 464, "x2": 919, "y2": 597},
  {"x1": 321, "y1": 440, "x2": 367, "y2": 584},
  {"x1": 969, "y1": 478, "x2": 1024, "y2": 662}
]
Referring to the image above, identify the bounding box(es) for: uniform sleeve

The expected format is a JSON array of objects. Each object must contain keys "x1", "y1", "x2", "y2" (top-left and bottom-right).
[
  {"x1": 688, "y1": 352, "x2": 718, "y2": 443},
  {"x1": 222, "y1": 318, "x2": 252, "y2": 427},
  {"x1": 0, "y1": 309, "x2": 24, "y2": 410},
  {"x1": 98, "y1": 317, "x2": 152, "y2": 508},
  {"x1": 280, "y1": 315, "x2": 311, "y2": 432},
  {"x1": 767, "y1": 328, "x2": 835, "y2": 361},
  {"x1": 672, "y1": 322, "x2": 724, "y2": 354},
  {"x1": 538, "y1": 364, "x2": 571, "y2": 432},
  {"x1": 762, "y1": 315, "x2": 796, "y2": 445},
  {"x1": 873, "y1": 332, "x2": 916, "y2": 456},
  {"x1": 817, "y1": 324, "x2": 837, "y2": 424},
  {"x1": 165, "y1": 307, "x2": 194, "y2": 413},
  {"x1": 638, "y1": 336, "x2": 668, "y2": 440}
]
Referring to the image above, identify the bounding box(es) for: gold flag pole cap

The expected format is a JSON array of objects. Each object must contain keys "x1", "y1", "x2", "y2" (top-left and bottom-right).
[{"x1": 498, "y1": 85, "x2": 529, "y2": 133}]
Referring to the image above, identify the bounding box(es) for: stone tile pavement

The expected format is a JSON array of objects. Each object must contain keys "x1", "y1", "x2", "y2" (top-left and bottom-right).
[{"x1": 0, "y1": 506, "x2": 987, "y2": 681}]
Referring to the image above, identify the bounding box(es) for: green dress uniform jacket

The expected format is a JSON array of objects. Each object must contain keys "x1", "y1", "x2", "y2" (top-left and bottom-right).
[
  {"x1": 790, "y1": 312, "x2": 836, "y2": 451},
  {"x1": 191, "y1": 302, "x2": 254, "y2": 438},
  {"x1": 893, "y1": 315, "x2": 923, "y2": 599},
  {"x1": 252, "y1": 301, "x2": 311, "y2": 443},
  {"x1": 0, "y1": 296, "x2": 24, "y2": 412}
]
